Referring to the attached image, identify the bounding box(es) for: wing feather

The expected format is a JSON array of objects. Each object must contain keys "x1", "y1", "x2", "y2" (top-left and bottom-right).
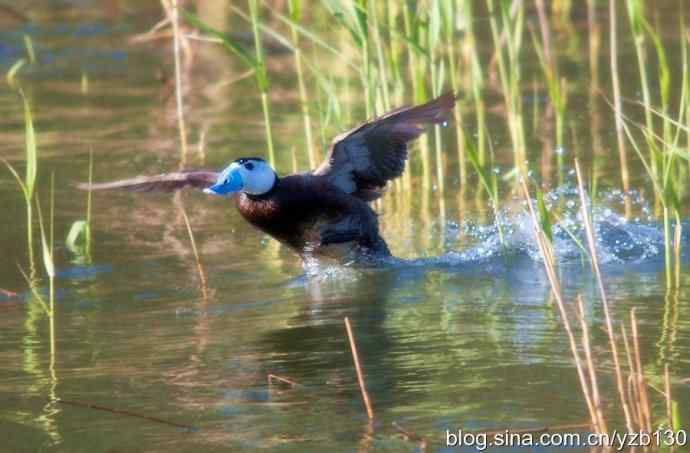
[
  {"x1": 313, "y1": 92, "x2": 456, "y2": 196},
  {"x1": 77, "y1": 171, "x2": 218, "y2": 193}
]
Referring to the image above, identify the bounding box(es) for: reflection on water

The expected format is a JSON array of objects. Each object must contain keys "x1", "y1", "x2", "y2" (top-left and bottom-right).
[{"x1": 0, "y1": 1, "x2": 689, "y2": 452}]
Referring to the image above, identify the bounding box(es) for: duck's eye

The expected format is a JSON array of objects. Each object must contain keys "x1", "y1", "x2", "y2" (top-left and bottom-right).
[{"x1": 244, "y1": 162, "x2": 254, "y2": 170}]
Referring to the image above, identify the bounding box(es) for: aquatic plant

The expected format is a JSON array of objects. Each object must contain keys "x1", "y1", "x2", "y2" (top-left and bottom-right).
[
  {"x1": 487, "y1": 0, "x2": 526, "y2": 175},
  {"x1": 286, "y1": 0, "x2": 317, "y2": 168},
  {"x1": 520, "y1": 160, "x2": 681, "y2": 434},
  {"x1": 609, "y1": 0, "x2": 631, "y2": 206},
  {"x1": 3, "y1": 91, "x2": 38, "y2": 267},
  {"x1": 183, "y1": 8, "x2": 275, "y2": 165},
  {"x1": 168, "y1": 0, "x2": 189, "y2": 161},
  {"x1": 66, "y1": 150, "x2": 93, "y2": 262}
]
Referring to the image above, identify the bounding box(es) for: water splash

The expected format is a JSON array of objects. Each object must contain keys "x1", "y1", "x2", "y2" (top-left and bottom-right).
[
  {"x1": 300, "y1": 184, "x2": 686, "y2": 279},
  {"x1": 425, "y1": 185, "x2": 677, "y2": 268}
]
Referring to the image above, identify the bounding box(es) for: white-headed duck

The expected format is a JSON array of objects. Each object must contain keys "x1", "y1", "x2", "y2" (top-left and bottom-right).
[{"x1": 82, "y1": 92, "x2": 456, "y2": 263}]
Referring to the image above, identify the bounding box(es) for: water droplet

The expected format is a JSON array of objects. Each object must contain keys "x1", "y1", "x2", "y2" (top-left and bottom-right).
[
  {"x1": 442, "y1": 121, "x2": 448, "y2": 127},
  {"x1": 554, "y1": 146, "x2": 565, "y2": 155}
]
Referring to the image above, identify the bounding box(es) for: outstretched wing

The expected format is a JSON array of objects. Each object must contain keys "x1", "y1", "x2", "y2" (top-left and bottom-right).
[
  {"x1": 313, "y1": 92, "x2": 456, "y2": 197},
  {"x1": 77, "y1": 171, "x2": 218, "y2": 193}
]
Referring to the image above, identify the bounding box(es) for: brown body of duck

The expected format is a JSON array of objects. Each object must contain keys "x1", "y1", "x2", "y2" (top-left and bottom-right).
[{"x1": 82, "y1": 93, "x2": 456, "y2": 263}]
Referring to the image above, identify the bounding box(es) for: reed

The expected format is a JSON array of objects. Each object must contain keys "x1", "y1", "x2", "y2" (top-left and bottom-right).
[
  {"x1": 3, "y1": 91, "x2": 38, "y2": 268},
  {"x1": 443, "y1": 1, "x2": 466, "y2": 185},
  {"x1": 625, "y1": 0, "x2": 652, "y2": 134},
  {"x1": 429, "y1": 0, "x2": 445, "y2": 195},
  {"x1": 344, "y1": 317, "x2": 374, "y2": 420},
  {"x1": 369, "y1": 0, "x2": 390, "y2": 111},
  {"x1": 36, "y1": 177, "x2": 57, "y2": 362},
  {"x1": 461, "y1": 0, "x2": 486, "y2": 167},
  {"x1": 530, "y1": 14, "x2": 567, "y2": 154},
  {"x1": 611, "y1": 97, "x2": 685, "y2": 288},
  {"x1": 287, "y1": 0, "x2": 317, "y2": 168},
  {"x1": 167, "y1": 0, "x2": 189, "y2": 163},
  {"x1": 183, "y1": 7, "x2": 275, "y2": 165},
  {"x1": 520, "y1": 179, "x2": 602, "y2": 432},
  {"x1": 249, "y1": 0, "x2": 276, "y2": 165},
  {"x1": 466, "y1": 137, "x2": 504, "y2": 245},
  {"x1": 574, "y1": 159, "x2": 635, "y2": 432},
  {"x1": 487, "y1": 0, "x2": 526, "y2": 175},
  {"x1": 179, "y1": 202, "x2": 208, "y2": 300},
  {"x1": 401, "y1": 2, "x2": 431, "y2": 189},
  {"x1": 609, "y1": 0, "x2": 631, "y2": 210}
]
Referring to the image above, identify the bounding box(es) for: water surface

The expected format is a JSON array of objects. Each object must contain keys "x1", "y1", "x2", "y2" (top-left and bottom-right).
[{"x1": 1, "y1": 2, "x2": 689, "y2": 452}]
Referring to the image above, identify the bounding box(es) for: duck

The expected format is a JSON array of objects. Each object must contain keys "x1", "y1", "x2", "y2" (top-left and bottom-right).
[{"x1": 82, "y1": 92, "x2": 456, "y2": 263}]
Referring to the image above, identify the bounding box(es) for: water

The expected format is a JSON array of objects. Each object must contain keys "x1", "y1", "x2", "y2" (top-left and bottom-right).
[{"x1": 1, "y1": 2, "x2": 689, "y2": 452}]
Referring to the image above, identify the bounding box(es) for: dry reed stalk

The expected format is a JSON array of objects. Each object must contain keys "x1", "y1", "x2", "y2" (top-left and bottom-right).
[
  {"x1": 57, "y1": 398, "x2": 195, "y2": 430},
  {"x1": 574, "y1": 158, "x2": 634, "y2": 432},
  {"x1": 167, "y1": 0, "x2": 189, "y2": 164},
  {"x1": 267, "y1": 373, "x2": 299, "y2": 388},
  {"x1": 344, "y1": 317, "x2": 374, "y2": 420},
  {"x1": 630, "y1": 309, "x2": 652, "y2": 432},
  {"x1": 664, "y1": 364, "x2": 673, "y2": 429},
  {"x1": 179, "y1": 203, "x2": 208, "y2": 300},
  {"x1": 576, "y1": 295, "x2": 608, "y2": 433},
  {"x1": 620, "y1": 323, "x2": 642, "y2": 430},
  {"x1": 520, "y1": 180, "x2": 599, "y2": 431}
]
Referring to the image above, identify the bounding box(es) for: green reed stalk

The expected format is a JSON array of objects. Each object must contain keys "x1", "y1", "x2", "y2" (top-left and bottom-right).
[
  {"x1": 461, "y1": 0, "x2": 486, "y2": 165},
  {"x1": 401, "y1": 2, "x2": 430, "y2": 189},
  {"x1": 431, "y1": 59, "x2": 446, "y2": 193},
  {"x1": 625, "y1": 0, "x2": 654, "y2": 140},
  {"x1": 249, "y1": 0, "x2": 275, "y2": 165},
  {"x1": 287, "y1": 0, "x2": 317, "y2": 168},
  {"x1": 616, "y1": 108, "x2": 682, "y2": 289},
  {"x1": 530, "y1": 27, "x2": 567, "y2": 155},
  {"x1": 3, "y1": 92, "x2": 38, "y2": 268},
  {"x1": 86, "y1": 149, "x2": 93, "y2": 252},
  {"x1": 429, "y1": 0, "x2": 445, "y2": 192},
  {"x1": 321, "y1": 0, "x2": 373, "y2": 115},
  {"x1": 686, "y1": 29, "x2": 690, "y2": 175},
  {"x1": 442, "y1": 0, "x2": 466, "y2": 185},
  {"x1": 23, "y1": 35, "x2": 36, "y2": 64},
  {"x1": 369, "y1": 1, "x2": 390, "y2": 111},
  {"x1": 384, "y1": 0, "x2": 403, "y2": 104},
  {"x1": 183, "y1": 9, "x2": 274, "y2": 165},
  {"x1": 36, "y1": 177, "x2": 56, "y2": 358},
  {"x1": 609, "y1": 0, "x2": 631, "y2": 205},
  {"x1": 467, "y1": 135, "x2": 504, "y2": 245},
  {"x1": 486, "y1": 0, "x2": 526, "y2": 175}
]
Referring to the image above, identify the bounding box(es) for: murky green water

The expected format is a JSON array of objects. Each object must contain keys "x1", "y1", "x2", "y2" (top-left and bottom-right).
[{"x1": 1, "y1": 2, "x2": 689, "y2": 452}]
